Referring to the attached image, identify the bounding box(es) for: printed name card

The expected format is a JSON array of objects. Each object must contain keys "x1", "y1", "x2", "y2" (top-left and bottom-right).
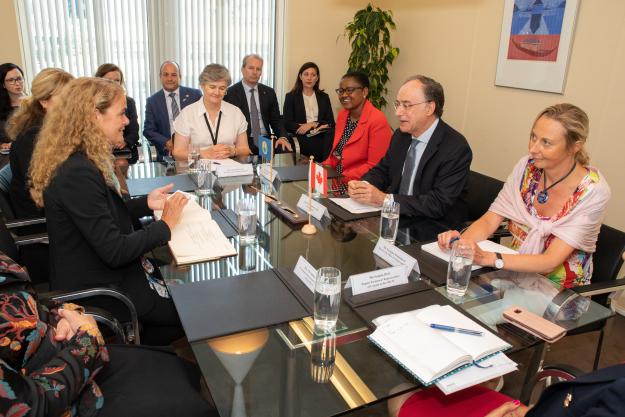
[
  {"x1": 296, "y1": 194, "x2": 328, "y2": 221},
  {"x1": 350, "y1": 266, "x2": 409, "y2": 296},
  {"x1": 373, "y1": 239, "x2": 420, "y2": 275},
  {"x1": 293, "y1": 256, "x2": 317, "y2": 293},
  {"x1": 215, "y1": 163, "x2": 254, "y2": 178},
  {"x1": 259, "y1": 163, "x2": 279, "y2": 182}
]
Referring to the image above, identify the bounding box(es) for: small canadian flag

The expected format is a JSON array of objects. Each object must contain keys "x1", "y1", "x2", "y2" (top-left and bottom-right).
[{"x1": 310, "y1": 162, "x2": 327, "y2": 195}]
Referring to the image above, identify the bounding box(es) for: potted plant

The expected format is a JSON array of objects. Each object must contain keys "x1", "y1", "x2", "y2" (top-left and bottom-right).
[{"x1": 344, "y1": 3, "x2": 399, "y2": 109}]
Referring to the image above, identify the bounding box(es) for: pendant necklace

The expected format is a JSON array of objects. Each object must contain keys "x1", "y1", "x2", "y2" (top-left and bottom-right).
[{"x1": 537, "y1": 161, "x2": 576, "y2": 204}]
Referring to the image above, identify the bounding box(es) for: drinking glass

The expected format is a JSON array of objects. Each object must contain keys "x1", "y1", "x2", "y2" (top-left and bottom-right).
[
  {"x1": 237, "y1": 198, "x2": 257, "y2": 242},
  {"x1": 446, "y1": 240, "x2": 474, "y2": 297},
  {"x1": 194, "y1": 159, "x2": 213, "y2": 195},
  {"x1": 313, "y1": 267, "x2": 341, "y2": 332},
  {"x1": 188, "y1": 143, "x2": 200, "y2": 172},
  {"x1": 379, "y1": 201, "x2": 400, "y2": 243}
]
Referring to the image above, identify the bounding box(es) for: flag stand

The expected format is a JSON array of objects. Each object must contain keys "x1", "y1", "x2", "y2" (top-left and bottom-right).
[{"x1": 302, "y1": 156, "x2": 317, "y2": 235}]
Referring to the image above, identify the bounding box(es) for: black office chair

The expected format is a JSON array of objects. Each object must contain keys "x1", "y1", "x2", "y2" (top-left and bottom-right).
[
  {"x1": 564, "y1": 224, "x2": 625, "y2": 370},
  {"x1": 463, "y1": 170, "x2": 508, "y2": 241},
  {"x1": 0, "y1": 219, "x2": 141, "y2": 344}
]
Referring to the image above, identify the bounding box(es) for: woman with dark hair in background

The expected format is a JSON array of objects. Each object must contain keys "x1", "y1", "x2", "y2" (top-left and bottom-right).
[
  {"x1": 283, "y1": 62, "x2": 334, "y2": 161},
  {"x1": 0, "y1": 63, "x2": 26, "y2": 150},
  {"x1": 7, "y1": 68, "x2": 74, "y2": 220},
  {"x1": 95, "y1": 63, "x2": 141, "y2": 164}
]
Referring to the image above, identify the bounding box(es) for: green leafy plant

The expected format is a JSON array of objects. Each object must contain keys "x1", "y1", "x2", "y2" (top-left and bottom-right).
[{"x1": 344, "y1": 3, "x2": 399, "y2": 109}]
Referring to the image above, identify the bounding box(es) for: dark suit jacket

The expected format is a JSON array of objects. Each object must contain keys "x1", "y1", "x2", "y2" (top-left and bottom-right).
[
  {"x1": 224, "y1": 81, "x2": 287, "y2": 153},
  {"x1": 143, "y1": 86, "x2": 202, "y2": 157},
  {"x1": 123, "y1": 96, "x2": 140, "y2": 163},
  {"x1": 43, "y1": 153, "x2": 171, "y2": 315},
  {"x1": 282, "y1": 90, "x2": 334, "y2": 134},
  {"x1": 362, "y1": 120, "x2": 472, "y2": 227},
  {"x1": 9, "y1": 123, "x2": 43, "y2": 220},
  {"x1": 527, "y1": 363, "x2": 625, "y2": 417}
]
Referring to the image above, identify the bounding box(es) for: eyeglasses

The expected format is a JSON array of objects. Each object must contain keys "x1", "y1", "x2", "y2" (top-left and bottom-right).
[
  {"x1": 4, "y1": 76, "x2": 24, "y2": 85},
  {"x1": 393, "y1": 100, "x2": 431, "y2": 110},
  {"x1": 335, "y1": 87, "x2": 363, "y2": 95}
]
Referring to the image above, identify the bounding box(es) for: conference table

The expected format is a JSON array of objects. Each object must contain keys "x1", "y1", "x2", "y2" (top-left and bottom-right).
[{"x1": 127, "y1": 156, "x2": 614, "y2": 417}]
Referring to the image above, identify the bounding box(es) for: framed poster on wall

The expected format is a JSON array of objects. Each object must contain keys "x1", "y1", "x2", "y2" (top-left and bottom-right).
[{"x1": 495, "y1": 0, "x2": 580, "y2": 93}]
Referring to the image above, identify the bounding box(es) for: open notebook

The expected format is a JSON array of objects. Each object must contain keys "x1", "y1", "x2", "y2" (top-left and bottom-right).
[
  {"x1": 369, "y1": 304, "x2": 511, "y2": 386},
  {"x1": 155, "y1": 193, "x2": 236, "y2": 265},
  {"x1": 328, "y1": 197, "x2": 381, "y2": 214},
  {"x1": 421, "y1": 240, "x2": 518, "y2": 271}
]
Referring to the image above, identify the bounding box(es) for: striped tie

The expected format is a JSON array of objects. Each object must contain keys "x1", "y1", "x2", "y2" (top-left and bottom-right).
[{"x1": 169, "y1": 92, "x2": 180, "y2": 120}]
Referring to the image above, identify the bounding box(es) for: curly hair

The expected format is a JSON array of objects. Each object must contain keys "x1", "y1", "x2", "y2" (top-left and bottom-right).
[
  {"x1": 6, "y1": 68, "x2": 73, "y2": 140},
  {"x1": 534, "y1": 103, "x2": 590, "y2": 166},
  {"x1": 30, "y1": 77, "x2": 124, "y2": 207}
]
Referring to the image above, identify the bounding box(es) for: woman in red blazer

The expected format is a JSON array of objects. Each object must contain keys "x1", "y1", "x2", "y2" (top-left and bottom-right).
[{"x1": 324, "y1": 71, "x2": 392, "y2": 183}]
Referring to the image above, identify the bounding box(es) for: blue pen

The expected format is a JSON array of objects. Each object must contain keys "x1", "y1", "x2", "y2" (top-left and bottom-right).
[
  {"x1": 449, "y1": 236, "x2": 460, "y2": 247},
  {"x1": 212, "y1": 161, "x2": 221, "y2": 165},
  {"x1": 430, "y1": 323, "x2": 484, "y2": 336}
]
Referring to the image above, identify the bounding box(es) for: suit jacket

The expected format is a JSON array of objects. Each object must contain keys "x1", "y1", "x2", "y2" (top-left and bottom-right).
[
  {"x1": 324, "y1": 100, "x2": 392, "y2": 181},
  {"x1": 224, "y1": 81, "x2": 287, "y2": 153},
  {"x1": 9, "y1": 124, "x2": 43, "y2": 220},
  {"x1": 123, "y1": 95, "x2": 140, "y2": 163},
  {"x1": 43, "y1": 153, "x2": 171, "y2": 315},
  {"x1": 362, "y1": 120, "x2": 472, "y2": 226},
  {"x1": 143, "y1": 86, "x2": 202, "y2": 157},
  {"x1": 527, "y1": 363, "x2": 625, "y2": 417},
  {"x1": 282, "y1": 90, "x2": 334, "y2": 134}
]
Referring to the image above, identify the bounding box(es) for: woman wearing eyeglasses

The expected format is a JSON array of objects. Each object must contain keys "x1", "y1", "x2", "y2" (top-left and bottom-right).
[
  {"x1": 323, "y1": 71, "x2": 392, "y2": 184},
  {"x1": 173, "y1": 63, "x2": 251, "y2": 161},
  {"x1": 0, "y1": 63, "x2": 27, "y2": 149}
]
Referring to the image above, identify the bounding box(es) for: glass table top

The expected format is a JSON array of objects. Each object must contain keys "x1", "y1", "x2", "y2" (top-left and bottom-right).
[{"x1": 125, "y1": 157, "x2": 614, "y2": 416}]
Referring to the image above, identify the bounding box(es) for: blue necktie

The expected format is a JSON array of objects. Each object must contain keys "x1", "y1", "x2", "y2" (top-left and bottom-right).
[{"x1": 399, "y1": 140, "x2": 420, "y2": 195}]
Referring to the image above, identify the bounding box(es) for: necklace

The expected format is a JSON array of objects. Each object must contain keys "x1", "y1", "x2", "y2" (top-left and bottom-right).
[{"x1": 537, "y1": 161, "x2": 577, "y2": 204}]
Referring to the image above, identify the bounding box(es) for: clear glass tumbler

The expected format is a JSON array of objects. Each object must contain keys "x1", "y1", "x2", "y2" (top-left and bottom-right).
[
  {"x1": 313, "y1": 267, "x2": 342, "y2": 333},
  {"x1": 446, "y1": 240, "x2": 474, "y2": 297},
  {"x1": 188, "y1": 143, "x2": 200, "y2": 172},
  {"x1": 379, "y1": 201, "x2": 400, "y2": 243},
  {"x1": 237, "y1": 198, "x2": 257, "y2": 242},
  {"x1": 194, "y1": 159, "x2": 213, "y2": 195}
]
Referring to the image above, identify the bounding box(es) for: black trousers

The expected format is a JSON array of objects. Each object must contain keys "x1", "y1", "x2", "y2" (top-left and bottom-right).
[{"x1": 96, "y1": 345, "x2": 217, "y2": 417}]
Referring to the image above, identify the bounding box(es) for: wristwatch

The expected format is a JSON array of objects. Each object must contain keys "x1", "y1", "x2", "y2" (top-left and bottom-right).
[{"x1": 495, "y1": 252, "x2": 504, "y2": 269}]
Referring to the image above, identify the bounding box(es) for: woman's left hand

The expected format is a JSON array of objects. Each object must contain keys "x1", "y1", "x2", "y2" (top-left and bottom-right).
[
  {"x1": 147, "y1": 183, "x2": 174, "y2": 210},
  {"x1": 296, "y1": 122, "x2": 315, "y2": 135},
  {"x1": 209, "y1": 144, "x2": 233, "y2": 159}
]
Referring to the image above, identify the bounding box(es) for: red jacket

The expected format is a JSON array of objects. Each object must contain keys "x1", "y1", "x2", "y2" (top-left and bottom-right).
[{"x1": 324, "y1": 100, "x2": 392, "y2": 181}]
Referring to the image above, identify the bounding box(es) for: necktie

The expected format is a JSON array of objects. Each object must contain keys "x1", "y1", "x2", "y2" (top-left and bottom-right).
[
  {"x1": 169, "y1": 92, "x2": 180, "y2": 120},
  {"x1": 249, "y1": 88, "x2": 261, "y2": 145},
  {"x1": 399, "y1": 139, "x2": 421, "y2": 195}
]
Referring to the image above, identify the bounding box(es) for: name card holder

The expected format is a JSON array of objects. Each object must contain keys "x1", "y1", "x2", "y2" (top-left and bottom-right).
[
  {"x1": 296, "y1": 194, "x2": 328, "y2": 221},
  {"x1": 216, "y1": 163, "x2": 254, "y2": 178}
]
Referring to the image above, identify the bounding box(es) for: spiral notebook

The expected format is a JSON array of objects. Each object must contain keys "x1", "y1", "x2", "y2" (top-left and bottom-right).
[{"x1": 368, "y1": 304, "x2": 511, "y2": 386}]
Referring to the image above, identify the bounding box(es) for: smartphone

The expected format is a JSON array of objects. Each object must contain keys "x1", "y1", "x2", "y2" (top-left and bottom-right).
[{"x1": 502, "y1": 306, "x2": 566, "y2": 343}]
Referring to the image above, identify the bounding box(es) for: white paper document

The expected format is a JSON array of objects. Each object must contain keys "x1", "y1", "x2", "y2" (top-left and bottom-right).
[
  {"x1": 420, "y1": 240, "x2": 518, "y2": 271},
  {"x1": 156, "y1": 195, "x2": 236, "y2": 264},
  {"x1": 329, "y1": 197, "x2": 381, "y2": 214}
]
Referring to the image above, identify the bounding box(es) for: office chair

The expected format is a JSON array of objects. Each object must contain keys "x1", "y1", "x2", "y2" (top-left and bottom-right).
[
  {"x1": 0, "y1": 219, "x2": 141, "y2": 344},
  {"x1": 465, "y1": 170, "x2": 504, "y2": 222}
]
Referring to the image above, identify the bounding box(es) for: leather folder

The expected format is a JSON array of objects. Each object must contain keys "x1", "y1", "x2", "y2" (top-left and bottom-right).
[
  {"x1": 169, "y1": 269, "x2": 310, "y2": 342},
  {"x1": 274, "y1": 165, "x2": 339, "y2": 182},
  {"x1": 211, "y1": 209, "x2": 238, "y2": 238},
  {"x1": 267, "y1": 201, "x2": 308, "y2": 226},
  {"x1": 127, "y1": 174, "x2": 196, "y2": 197},
  {"x1": 319, "y1": 198, "x2": 381, "y2": 222},
  {"x1": 273, "y1": 267, "x2": 315, "y2": 313}
]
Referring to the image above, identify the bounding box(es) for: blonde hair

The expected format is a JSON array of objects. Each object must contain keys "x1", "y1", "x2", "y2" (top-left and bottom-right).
[
  {"x1": 6, "y1": 68, "x2": 73, "y2": 140},
  {"x1": 535, "y1": 103, "x2": 590, "y2": 165},
  {"x1": 30, "y1": 77, "x2": 124, "y2": 207}
]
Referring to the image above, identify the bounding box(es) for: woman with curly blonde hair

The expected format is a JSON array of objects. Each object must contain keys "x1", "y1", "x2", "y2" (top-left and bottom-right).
[
  {"x1": 7, "y1": 67, "x2": 73, "y2": 220},
  {"x1": 30, "y1": 77, "x2": 189, "y2": 345}
]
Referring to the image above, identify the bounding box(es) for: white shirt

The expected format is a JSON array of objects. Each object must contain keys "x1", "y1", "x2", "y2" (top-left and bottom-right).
[
  {"x1": 164, "y1": 88, "x2": 181, "y2": 134},
  {"x1": 173, "y1": 99, "x2": 248, "y2": 148},
  {"x1": 302, "y1": 92, "x2": 319, "y2": 123}
]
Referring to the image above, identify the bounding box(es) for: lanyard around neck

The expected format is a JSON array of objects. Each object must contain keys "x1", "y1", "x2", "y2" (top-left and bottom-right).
[{"x1": 203, "y1": 111, "x2": 222, "y2": 146}]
